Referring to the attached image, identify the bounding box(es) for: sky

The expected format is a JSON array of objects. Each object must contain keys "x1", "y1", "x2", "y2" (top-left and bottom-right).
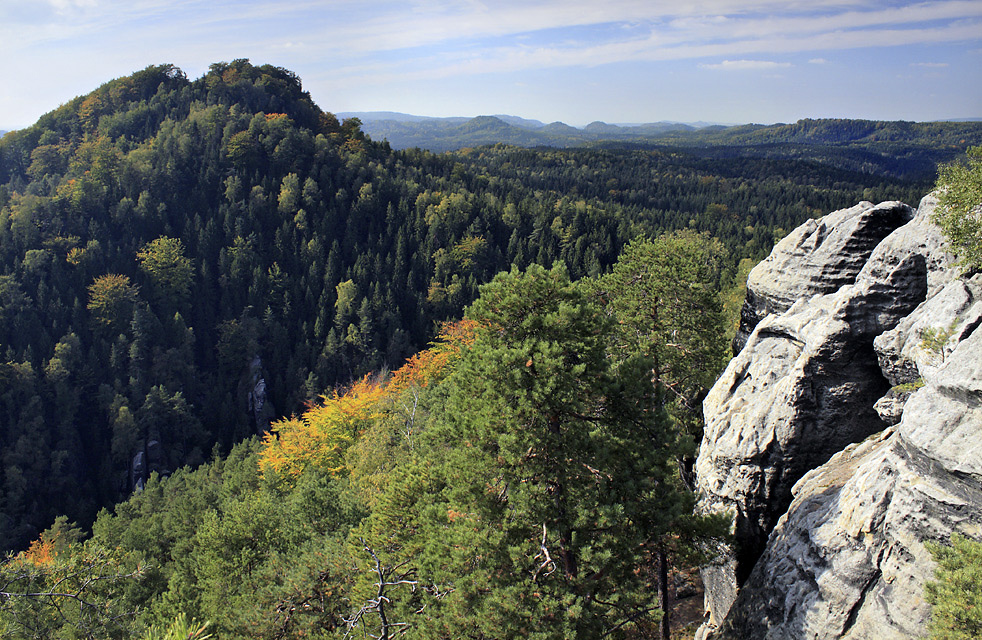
[{"x1": 1, "y1": 0, "x2": 981, "y2": 130}]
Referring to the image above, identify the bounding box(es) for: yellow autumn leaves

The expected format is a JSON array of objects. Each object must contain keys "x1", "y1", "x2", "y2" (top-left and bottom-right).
[
  {"x1": 259, "y1": 376, "x2": 386, "y2": 478},
  {"x1": 258, "y1": 320, "x2": 477, "y2": 481}
]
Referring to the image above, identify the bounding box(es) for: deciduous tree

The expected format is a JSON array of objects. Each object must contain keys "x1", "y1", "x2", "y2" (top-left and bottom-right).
[
  {"x1": 87, "y1": 274, "x2": 139, "y2": 331},
  {"x1": 136, "y1": 237, "x2": 194, "y2": 309},
  {"x1": 934, "y1": 146, "x2": 982, "y2": 272}
]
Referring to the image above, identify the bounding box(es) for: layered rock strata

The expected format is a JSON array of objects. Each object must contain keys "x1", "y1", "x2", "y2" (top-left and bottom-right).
[
  {"x1": 734, "y1": 201, "x2": 914, "y2": 351},
  {"x1": 696, "y1": 195, "x2": 980, "y2": 638},
  {"x1": 711, "y1": 315, "x2": 982, "y2": 639}
]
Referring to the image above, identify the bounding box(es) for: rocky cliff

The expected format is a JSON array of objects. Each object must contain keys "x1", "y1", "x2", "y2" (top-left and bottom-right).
[{"x1": 695, "y1": 195, "x2": 982, "y2": 639}]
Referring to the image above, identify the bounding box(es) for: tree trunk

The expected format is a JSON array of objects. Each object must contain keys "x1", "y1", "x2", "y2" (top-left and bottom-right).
[
  {"x1": 550, "y1": 413, "x2": 577, "y2": 581},
  {"x1": 659, "y1": 548, "x2": 671, "y2": 640}
]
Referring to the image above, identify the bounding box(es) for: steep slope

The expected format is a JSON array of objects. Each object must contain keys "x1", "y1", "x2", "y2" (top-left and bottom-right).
[
  {"x1": 1, "y1": 61, "x2": 544, "y2": 549},
  {"x1": 714, "y1": 310, "x2": 982, "y2": 639}
]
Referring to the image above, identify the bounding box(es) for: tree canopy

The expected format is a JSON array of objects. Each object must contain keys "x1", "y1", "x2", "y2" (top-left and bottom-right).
[{"x1": 926, "y1": 534, "x2": 982, "y2": 640}]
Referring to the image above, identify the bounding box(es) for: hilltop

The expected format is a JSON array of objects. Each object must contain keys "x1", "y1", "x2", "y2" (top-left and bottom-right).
[{"x1": 340, "y1": 112, "x2": 704, "y2": 152}]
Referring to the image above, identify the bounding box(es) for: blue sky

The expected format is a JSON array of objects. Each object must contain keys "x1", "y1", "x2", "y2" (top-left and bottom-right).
[{"x1": 1, "y1": 0, "x2": 980, "y2": 130}]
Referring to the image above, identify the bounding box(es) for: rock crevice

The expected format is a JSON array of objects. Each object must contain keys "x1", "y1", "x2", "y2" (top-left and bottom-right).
[{"x1": 695, "y1": 194, "x2": 982, "y2": 639}]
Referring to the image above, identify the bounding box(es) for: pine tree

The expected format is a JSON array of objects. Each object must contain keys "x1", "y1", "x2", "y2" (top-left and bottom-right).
[
  {"x1": 925, "y1": 534, "x2": 982, "y2": 640},
  {"x1": 362, "y1": 264, "x2": 696, "y2": 638}
]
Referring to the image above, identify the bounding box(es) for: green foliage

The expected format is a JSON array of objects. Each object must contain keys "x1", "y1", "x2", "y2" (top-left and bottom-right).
[
  {"x1": 723, "y1": 257, "x2": 756, "y2": 340},
  {"x1": 934, "y1": 146, "x2": 982, "y2": 272},
  {"x1": 358, "y1": 116, "x2": 982, "y2": 180},
  {"x1": 87, "y1": 273, "x2": 139, "y2": 330},
  {"x1": 87, "y1": 439, "x2": 362, "y2": 639},
  {"x1": 136, "y1": 237, "x2": 194, "y2": 309},
  {"x1": 30, "y1": 257, "x2": 733, "y2": 639},
  {"x1": 140, "y1": 613, "x2": 211, "y2": 640},
  {"x1": 0, "y1": 59, "x2": 934, "y2": 556},
  {"x1": 920, "y1": 322, "x2": 958, "y2": 363},
  {"x1": 346, "y1": 264, "x2": 724, "y2": 638},
  {"x1": 925, "y1": 534, "x2": 982, "y2": 640},
  {"x1": 890, "y1": 378, "x2": 925, "y2": 394},
  {"x1": 0, "y1": 529, "x2": 144, "y2": 639},
  {"x1": 595, "y1": 231, "x2": 729, "y2": 456}
]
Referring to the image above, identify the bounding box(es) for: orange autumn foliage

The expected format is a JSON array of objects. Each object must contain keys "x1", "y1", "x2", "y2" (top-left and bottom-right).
[
  {"x1": 258, "y1": 319, "x2": 480, "y2": 482},
  {"x1": 20, "y1": 536, "x2": 57, "y2": 566},
  {"x1": 388, "y1": 319, "x2": 478, "y2": 393}
]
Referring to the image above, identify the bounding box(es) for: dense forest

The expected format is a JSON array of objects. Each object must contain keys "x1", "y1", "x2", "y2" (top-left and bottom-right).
[{"x1": 0, "y1": 59, "x2": 965, "y2": 638}]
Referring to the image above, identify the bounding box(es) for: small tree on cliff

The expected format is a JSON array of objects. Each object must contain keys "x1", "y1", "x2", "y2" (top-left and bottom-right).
[
  {"x1": 925, "y1": 534, "x2": 982, "y2": 640},
  {"x1": 934, "y1": 145, "x2": 982, "y2": 273}
]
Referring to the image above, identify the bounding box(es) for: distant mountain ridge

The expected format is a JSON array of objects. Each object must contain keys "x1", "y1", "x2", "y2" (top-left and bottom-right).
[
  {"x1": 337, "y1": 112, "x2": 706, "y2": 151},
  {"x1": 338, "y1": 112, "x2": 982, "y2": 156}
]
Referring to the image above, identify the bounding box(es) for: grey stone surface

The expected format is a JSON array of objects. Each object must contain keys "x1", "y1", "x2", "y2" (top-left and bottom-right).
[
  {"x1": 708, "y1": 324, "x2": 982, "y2": 639},
  {"x1": 735, "y1": 201, "x2": 914, "y2": 351},
  {"x1": 696, "y1": 194, "x2": 982, "y2": 639},
  {"x1": 872, "y1": 387, "x2": 913, "y2": 426},
  {"x1": 696, "y1": 199, "x2": 935, "y2": 631},
  {"x1": 874, "y1": 274, "x2": 982, "y2": 386}
]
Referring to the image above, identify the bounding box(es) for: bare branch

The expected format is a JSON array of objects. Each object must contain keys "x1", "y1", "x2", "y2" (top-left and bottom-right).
[{"x1": 531, "y1": 523, "x2": 557, "y2": 583}]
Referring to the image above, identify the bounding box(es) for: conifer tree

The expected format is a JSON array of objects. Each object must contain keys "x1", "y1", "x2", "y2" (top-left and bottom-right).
[
  {"x1": 364, "y1": 263, "x2": 698, "y2": 638},
  {"x1": 926, "y1": 534, "x2": 982, "y2": 640}
]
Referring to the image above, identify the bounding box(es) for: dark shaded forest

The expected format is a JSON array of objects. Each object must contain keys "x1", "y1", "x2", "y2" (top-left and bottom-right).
[{"x1": 0, "y1": 59, "x2": 940, "y2": 561}]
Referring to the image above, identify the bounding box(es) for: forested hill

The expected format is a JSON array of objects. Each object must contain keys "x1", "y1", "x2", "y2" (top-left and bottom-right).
[{"x1": 0, "y1": 60, "x2": 936, "y2": 552}]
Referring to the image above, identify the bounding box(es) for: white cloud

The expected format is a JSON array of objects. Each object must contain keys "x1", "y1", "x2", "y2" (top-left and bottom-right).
[
  {"x1": 301, "y1": 0, "x2": 982, "y2": 90},
  {"x1": 47, "y1": 0, "x2": 99, "y2": 10},
  {"x1": 2, "y1": 0, "x2": 982, "y2": 126},
  {"x1": 700, "y1": 59, "x2": 793, "y2": 70},
  {"x1": 307, "y1": 0, "x2": 982, "y2": 56},
  {"x1": 319, "y1": 15, "x2": 981, "y2": 90}
]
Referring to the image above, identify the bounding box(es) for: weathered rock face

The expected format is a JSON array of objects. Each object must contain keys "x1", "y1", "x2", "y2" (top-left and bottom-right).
[
  {"x1": 696, "y1": 200, "x2": 927, "y2": 625},
  {"x1": 874, "y1": 273, "x2": 982, "y2": 387},
  {"x1": 244, "y1": 354, "x2": 276, "y2": 434},
  {"x1": 695, "y1": 194, "x2": 979, "y2": 638},
  {"x1": 128, "y1": 439, "x2": 167, "y2": 492},
  {"x1": 734, "y1": 201, "x2": 914, "y2": 351},
  {"x1": 710, "y1": 319, "x2": 982, "y2": 639},
  {"x1": 698, "y1": 293, "x2": 894, "y2": 593}
]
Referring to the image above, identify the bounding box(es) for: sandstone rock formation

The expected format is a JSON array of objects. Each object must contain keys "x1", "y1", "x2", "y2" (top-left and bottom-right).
[
  {"x1": 874, "y1": 273, "x2": 982, "y2": 386},
  {"x1": 710, "y1": 316, "x2": 982, "y2": 639},
  {"x1": 734, "y1": 201, "x2": 914, "y2": 351},
  {"x1": 245, "y1": 354, "x2": 276, "y2": 434},
  {"x1": 695, "y1": 194, "x2": 982, "y2": 639}
]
